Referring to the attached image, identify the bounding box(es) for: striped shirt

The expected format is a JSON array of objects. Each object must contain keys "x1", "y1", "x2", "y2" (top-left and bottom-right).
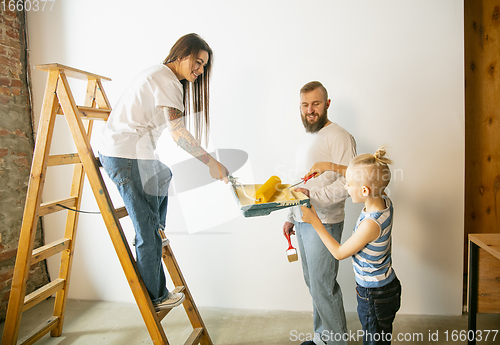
[{"x1": 352, "y1": 196, "x2": 395, "y2": 288}]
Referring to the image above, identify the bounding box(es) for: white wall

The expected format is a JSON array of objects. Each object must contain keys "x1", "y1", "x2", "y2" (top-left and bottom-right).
[{"x1": 27, "y1": 0, "x2": 464, "y2": 315}]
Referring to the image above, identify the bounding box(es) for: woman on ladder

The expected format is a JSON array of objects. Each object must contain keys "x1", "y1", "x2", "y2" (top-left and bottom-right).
[{"x1": 98, "y1": 33, "x2": 229, "y2": 311}]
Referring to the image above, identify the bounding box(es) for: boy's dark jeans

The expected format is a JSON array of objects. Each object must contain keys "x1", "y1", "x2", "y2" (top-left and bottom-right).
[{"x1": 356, "y1": 276, "x2": 402, "y2": 345}]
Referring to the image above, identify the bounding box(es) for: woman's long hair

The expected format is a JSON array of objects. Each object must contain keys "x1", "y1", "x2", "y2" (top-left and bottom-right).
[{"x1": 163, "y1": 33, "x2": 212, "y2": 145}]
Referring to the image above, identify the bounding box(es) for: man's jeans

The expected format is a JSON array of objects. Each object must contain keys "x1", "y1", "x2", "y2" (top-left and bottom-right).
[
  {"x1": 99, "y1": 153, "x2": 172, "y2": 304},
  {"x1": 295, "y1": 221, "x2": 348, "y2": 345},
  {"x1": 356, "y1": 276, "x2": 402, "y2": 345}
]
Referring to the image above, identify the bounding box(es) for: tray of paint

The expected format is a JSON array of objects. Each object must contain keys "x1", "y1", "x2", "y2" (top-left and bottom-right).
[{"x1": 230, "y1": 184, "x2": 310, "y2": 218}]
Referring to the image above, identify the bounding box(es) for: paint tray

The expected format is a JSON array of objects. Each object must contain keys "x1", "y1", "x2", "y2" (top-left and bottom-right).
[{"x1": 230, "y1": 183, "x2": 310, "y2": 218}]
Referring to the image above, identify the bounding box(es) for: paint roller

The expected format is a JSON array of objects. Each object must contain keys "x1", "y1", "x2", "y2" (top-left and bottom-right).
[{"x1": 255, "y1": 175, "x2": 282, "y2": 203}]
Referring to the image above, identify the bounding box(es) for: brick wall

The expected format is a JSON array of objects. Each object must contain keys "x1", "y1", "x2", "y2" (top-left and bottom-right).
[{"x1": 0, "y1": 8, "x2": 50, "y2": 322}]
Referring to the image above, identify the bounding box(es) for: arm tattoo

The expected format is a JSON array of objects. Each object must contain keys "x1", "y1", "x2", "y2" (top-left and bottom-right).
[
  {"x1": 177, "y1": 136, "x2": 211, "y2": 164},
  {"x1": 164, "y1": 107, "x2": 211, "y2": 164},
  {"x1": 166, "y1": 107, "x2": 183, "y2": 121}
]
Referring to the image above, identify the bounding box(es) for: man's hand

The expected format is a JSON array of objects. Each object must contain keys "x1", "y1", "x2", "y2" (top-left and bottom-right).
[
  {"x1": 283, "y1": 221, "x2": 295, "y2": 238},
  {"x1": 294, "y1": 187, "x2": 310, "y2": 198},
  {"x1": 305, "y1": 161, "x2": 347, "y2": 178},
  {"x1": 305, "y1": 162, "x2": 331, "y2": 179}
]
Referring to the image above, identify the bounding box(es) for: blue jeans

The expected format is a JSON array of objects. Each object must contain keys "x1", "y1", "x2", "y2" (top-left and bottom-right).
[
  {"x1": 356, "y1": 276, "x2": 402, "y2": 345},
  {"x1": 99, "y1": 153, "x2": 172, "y2": 304},
  {"x1": 295, "y1": 221, "x2": 348, "y2": 345}
]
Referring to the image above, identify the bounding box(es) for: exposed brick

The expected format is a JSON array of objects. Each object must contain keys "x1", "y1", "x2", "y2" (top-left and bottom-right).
[
  {"x1": 0, "y1": 8, "x2": 49, "y2": 323},
  {"x1": 1, "y1": 290, "x2": 10, "y2": 303},
  {"x1": 0, "y1": 55, "x2": 21, "y2": 69},
  {"x1": 5, "y1": 28, "x2": 19, "y2": 40},
  {"x1": 2, "y1": 10, "x2": 17, "y2": 19},
  {"x1": 0, "y1": 247, "x2": 16, "y2": 263},
  {"x1": 0, "y1": 85, "x2": 10, "y2": 95},
  {"x1": 0, "y1": 95, "x2": 9, "y2": 105},
  {"x1": 0, "y1": 36, "x2": 21, "y2": 50},
  {"x1": 11, "y1": 87, "x2": 20, "y2": 96},
  {"x1": 13, "y1": 129, "x2": 26, "y2": 137},
  {"x1": 0, "y1": 268, "x2": 14, "y2": 283},
  {"x1": 0, "y1": 77, "x2": 10, "y2": 86},
  {"x1": 10, "y1": 79, "x2": 22, "y2": 88}
]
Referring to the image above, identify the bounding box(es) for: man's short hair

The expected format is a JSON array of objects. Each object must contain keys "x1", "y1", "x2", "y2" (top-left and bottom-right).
[{"x1": 300, "y1": 81, "x2": 328, "y2": 101}]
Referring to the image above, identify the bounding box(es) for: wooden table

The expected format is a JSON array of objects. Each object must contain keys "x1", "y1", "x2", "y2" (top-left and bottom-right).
[{"x1": 468, "y1": 234, "x2": 500, "y2": 345}]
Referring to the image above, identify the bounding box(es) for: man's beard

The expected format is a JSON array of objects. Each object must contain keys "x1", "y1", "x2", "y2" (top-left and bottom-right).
[{"x1": 301, "y1": 109, "x2": 328, "y2": 133}]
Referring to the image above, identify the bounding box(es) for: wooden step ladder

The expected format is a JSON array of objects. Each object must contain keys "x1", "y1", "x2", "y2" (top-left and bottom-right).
[{"x1": 1, "y1": 64, "x2": 213, "y2": 345}]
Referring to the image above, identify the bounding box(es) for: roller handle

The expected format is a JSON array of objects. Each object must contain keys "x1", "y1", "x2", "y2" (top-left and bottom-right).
[{"x1": 303, "y1": 172, "x2": 318, "y2": 183}]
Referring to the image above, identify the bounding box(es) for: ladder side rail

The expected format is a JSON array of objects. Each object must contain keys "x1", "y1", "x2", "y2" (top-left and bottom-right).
[
  {"x1": 51, "y1": 78, "x2": 97, "y2": 337},
  {"x1": 1, "y1": 70, "x2": 61, "y2": 345},
  {"x1": 55, "y1": 72, "x2": 170, "y2": 345},
  {"x1": 161, "y1": 233, "x2": 213, "y2": 345}
]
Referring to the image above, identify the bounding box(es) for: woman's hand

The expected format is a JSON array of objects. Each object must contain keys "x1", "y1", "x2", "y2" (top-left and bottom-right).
[
  {"x1": 208, "y1": 158, "x2": 229, "y2": 183},
  {"x1": 301, "y1": 205, "x2": 320, "y2": 225},
  {"x1": 294, "y1": 187, "x2": 310, "y2": 198}
]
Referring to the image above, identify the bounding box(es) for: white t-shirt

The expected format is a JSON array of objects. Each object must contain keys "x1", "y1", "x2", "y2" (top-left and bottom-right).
[
  {"x1": 288, "y1": 122, "x2": 357, "y2": 224},
  {"x1": 99, "y1": 64, "x2": 184, "y2": 160}
]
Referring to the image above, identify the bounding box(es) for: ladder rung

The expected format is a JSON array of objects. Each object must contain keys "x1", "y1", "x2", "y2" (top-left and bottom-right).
[
  {"x1": 172, "y1": 286, "x2": 185, "y2": 294},
  {"x1": 47, "y1": 154, "x2": 102, "y2": 167},
  {"x1": 18, "y1": 316, "x2": 60, "y2": 345},
  {"x1": 115, "y1": 206, "x2": 128, "y2": 219},
  {"x1": 35, "y1": 63, "x2": 111, "y2": 81},
  {"x1": 39, "y1": 197, "x2": 77, "y2": 216},
  {"x1": 77, "y1": 106, "x2": 111, "y2": 121},
  {"x1": 23, "y1": 279, "x2": 65, "y2": 312},
  {"x1": 184, "y1": 328, "x2": 204, "y2": 345},
  {"x1": 156, "y1": 286, "x2": 186, "y2": 321},
  {"x1": 56, "y1": 105, "x2": 111, "y2": 121},
  {"x1": 31, "y1": 238, "x2": 71, "y2": 265},
  {"x1": 47, "y1": 153, "x2": 81, "y2": 166}
]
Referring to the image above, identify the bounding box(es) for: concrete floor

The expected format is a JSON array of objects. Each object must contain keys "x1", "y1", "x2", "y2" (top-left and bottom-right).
[{"x1": 1, "y1": 298, "x2": 499, "y2": 344}]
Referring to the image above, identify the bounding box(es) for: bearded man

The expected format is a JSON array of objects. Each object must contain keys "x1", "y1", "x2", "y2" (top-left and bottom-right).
[{"x1": 283, "y1": 81, "x2": 356, "y2": 345}]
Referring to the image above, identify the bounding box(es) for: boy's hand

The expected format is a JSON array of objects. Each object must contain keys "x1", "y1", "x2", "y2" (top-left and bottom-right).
[{"x1": 301, "y1": 205, "x2": 320, "y2": 225}]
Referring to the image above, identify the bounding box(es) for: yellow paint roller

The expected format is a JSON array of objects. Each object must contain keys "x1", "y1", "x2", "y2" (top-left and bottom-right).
[{"x1": 255, "y1": 175, "x2": 282, "y2": 204}]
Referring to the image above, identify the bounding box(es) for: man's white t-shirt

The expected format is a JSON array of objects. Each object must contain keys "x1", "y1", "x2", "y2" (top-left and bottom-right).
[
  {"x1": 288, "y1": 122, "x2": 357, "y2": 224},
  {"x1": 99, "y1": 64, "x2": 184, "y2": 160}
]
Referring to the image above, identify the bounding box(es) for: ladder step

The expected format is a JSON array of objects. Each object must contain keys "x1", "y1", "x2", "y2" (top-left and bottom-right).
[
  {"x1": 47, "y1": 153, "x2": 81, "y2": 166},
  {"x1": 76, "y1": 106, "x2": 111, "y2": 121},
  {"x1": 47, "y1": 154, "x2": 102, "y2": 167},
  {"x1": 23, "y1": 279, "x2": 65, "y2": 312},
  {"x1": 18, "y1": 316, "x2": 60, "y2": 345},
  {"x1": 56, "y1": 104, "x2": 110, "y2": 121},
  {"x1": 184, "y1": 328, "x2": 204, "y2": 345},
  {"x1": 39, "y1": 197, "x2": 77, "y2": 216},
  {"x1": 115, "y1": 206, "x2": 128, "y2": 219},
  {"x1": 156, "y1": 286, "x2": 186, "y2": 321},
  {"x1": 31, "y1": 238, "x2": 71, "y2": 265}
]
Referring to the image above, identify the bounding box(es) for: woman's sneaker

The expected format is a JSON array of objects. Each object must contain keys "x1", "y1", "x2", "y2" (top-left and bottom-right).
[{"x1": 153, "y1": 292, "x2": 185, "y2": 311}]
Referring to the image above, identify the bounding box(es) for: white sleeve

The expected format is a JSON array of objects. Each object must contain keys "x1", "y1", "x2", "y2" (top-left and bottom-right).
[
  {"x1": 150, "y1": 76, "x2": 184, "y2": 111},
  {"x1": 310, "y1": 132, "x2": 356, "y2": 207}
]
